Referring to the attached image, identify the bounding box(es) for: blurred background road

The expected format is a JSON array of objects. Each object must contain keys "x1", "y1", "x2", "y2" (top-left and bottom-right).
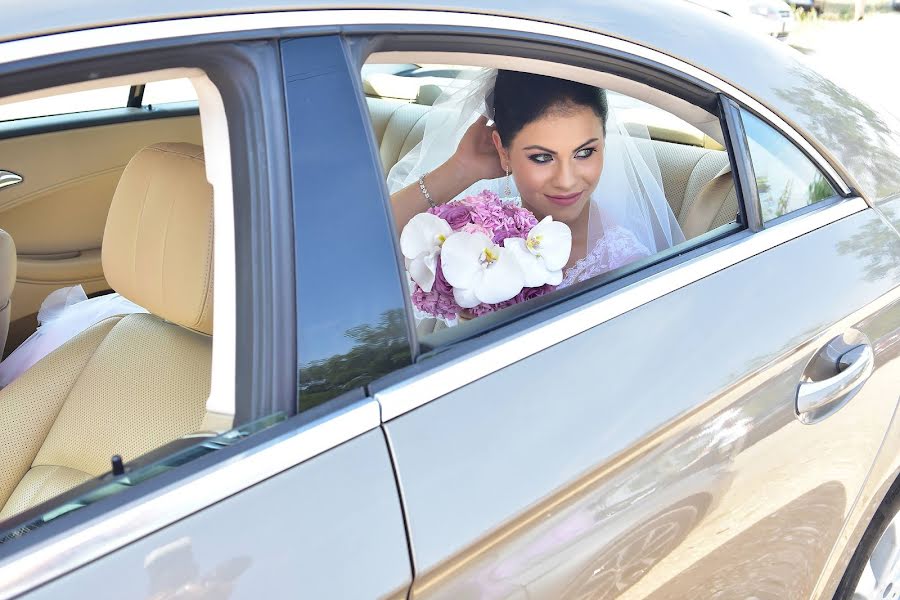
[{"x1": 789, "y1": 9, "x2": 899, "y2": 114}]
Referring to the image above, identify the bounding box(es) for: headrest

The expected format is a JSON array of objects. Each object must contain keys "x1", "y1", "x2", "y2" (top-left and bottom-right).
[{"x1": 102, "y1": 143, "x2": 213, "y2": 335}]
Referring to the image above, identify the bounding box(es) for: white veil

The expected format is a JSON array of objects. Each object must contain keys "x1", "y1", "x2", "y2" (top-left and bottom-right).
[{"x1": 387, "y1": 68, "x2": 684, "y2": 257}]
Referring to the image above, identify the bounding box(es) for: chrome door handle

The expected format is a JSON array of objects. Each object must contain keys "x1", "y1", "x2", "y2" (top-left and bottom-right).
[
  {"x1": 0, "y1": 170, "x2": 23, "y2": 190},
  {"x1": 797, "y1": 344, "x2": 874, "y2": 423}
]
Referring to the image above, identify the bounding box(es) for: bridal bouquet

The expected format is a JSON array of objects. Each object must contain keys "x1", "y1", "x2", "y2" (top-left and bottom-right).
[{"x1": 400, "y1": 190, "x2": 572, "y2": 320}]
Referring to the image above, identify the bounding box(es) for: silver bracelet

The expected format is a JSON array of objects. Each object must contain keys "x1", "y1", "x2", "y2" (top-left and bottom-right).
[{"x1": 418, "y1": 173, "x2": 436, "y2": 208}]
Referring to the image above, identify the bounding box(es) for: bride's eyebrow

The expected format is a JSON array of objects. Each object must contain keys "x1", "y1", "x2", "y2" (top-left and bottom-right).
[
  {"x1": 522, "y1": 144, "x2": 557, "y2": 154},
  {"x1": 522, "y1": 138, "x2": 600, "y2": 154}
]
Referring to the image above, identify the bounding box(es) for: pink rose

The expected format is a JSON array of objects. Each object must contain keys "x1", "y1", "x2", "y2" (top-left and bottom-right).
[{"x1": 430, "y1": 203, "x2": 472, "y2": 231}]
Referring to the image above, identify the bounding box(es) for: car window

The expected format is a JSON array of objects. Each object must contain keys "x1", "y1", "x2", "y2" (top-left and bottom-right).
[
  {"x1": 0, "y1": 58, "x2": 285, "y2": 544},
  {"x1": 0, "y1": 77, "x2": 198, "y2": 123},
  {"x1": 740, "y1": 108, "x2": 838, "y2": 222},
  {"x1": 608, "y1": 91, "x2": 723, "y2": 150},
  {"x1": 0, "y1": 84, "x2": 131, "y2": 122},
  {"x1": 362, "y1": 60, "x2": 740, "y2": 349},
  {"x1": 141, "y1": 78, "x2": 198, "y2": 106}
]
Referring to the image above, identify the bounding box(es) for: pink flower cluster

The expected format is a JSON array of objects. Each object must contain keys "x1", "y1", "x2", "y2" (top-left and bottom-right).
[{"x1": 410, "y1": 190, "x2": 553, "y2": 321}]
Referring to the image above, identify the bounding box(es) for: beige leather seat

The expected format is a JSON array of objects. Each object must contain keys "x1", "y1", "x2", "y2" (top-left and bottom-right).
[
  {"x1": 366, "y1": 96, "x2": 738, "y2": 238},
  {"x1": 652, "y1": 143, "x2": 738, "y2": 238},
  {"x1": 0, "y1": 142, "x2": 214, "y2": 519},
  {"x1": 0, "y1": 229, "x2": 15, "y2": 357}
]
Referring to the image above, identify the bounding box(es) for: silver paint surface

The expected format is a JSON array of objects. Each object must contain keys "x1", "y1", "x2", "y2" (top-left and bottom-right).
[
  {"x1": 19, "y1": 430, "x2": 411, "y2": 600},
  {"x1": 386, "y1": 207, "x2": 900, "y2": 599}
]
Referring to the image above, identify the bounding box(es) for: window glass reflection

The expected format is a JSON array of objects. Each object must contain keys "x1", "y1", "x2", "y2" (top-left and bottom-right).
[{"x1": 741, "y1": 109, "x2": 837, "y2": 222}]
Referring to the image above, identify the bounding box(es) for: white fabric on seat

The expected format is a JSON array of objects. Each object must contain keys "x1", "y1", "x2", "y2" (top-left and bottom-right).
[{"x1": 0, "y1": 286, "x2": 146, "y2": 388}]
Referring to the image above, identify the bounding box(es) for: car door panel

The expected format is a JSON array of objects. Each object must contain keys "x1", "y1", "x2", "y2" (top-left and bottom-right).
[
  {"x1": 0, "y1": 115, "x2": 202, "y2": 351},
  {"x1": 18, "y1": 428, "x2": 412, "y2": 600},
  {"x1": 385, "y1": 205, "x2": 900, "y2": 600}
]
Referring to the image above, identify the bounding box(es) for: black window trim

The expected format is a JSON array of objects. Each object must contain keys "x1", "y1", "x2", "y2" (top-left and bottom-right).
[{"x1": 721, "y1": 95, "x2": 764, "y2": 232}]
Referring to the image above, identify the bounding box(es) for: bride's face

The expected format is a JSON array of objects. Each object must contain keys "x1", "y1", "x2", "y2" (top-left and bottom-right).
[{"x1": 493, "y1": 105, "x2": 605, "y2": 224}]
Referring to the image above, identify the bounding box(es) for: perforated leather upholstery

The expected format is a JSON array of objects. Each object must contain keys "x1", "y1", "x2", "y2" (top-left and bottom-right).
[
  {"x1": 366, "y1": 97, "x2": 737, "y2": 237},
  {"x1": 0, "y1": 229, "x2": 14, "y2": 356},
  {"x1": 0, "y1": 143, "x2": 213, "y2": 519}
]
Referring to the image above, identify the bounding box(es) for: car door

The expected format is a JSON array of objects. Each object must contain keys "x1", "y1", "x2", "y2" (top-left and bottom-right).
[
  {"x1": 0, "y1": 26, "x2": 413, "y2": 600},
  {"x1": 362, "y1": 28, "x2": 900, "y2": 600}
]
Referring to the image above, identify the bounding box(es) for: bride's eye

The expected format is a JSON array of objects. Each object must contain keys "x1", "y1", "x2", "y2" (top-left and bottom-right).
[
  {"x1": 528, "y1": 153, "x2": 553, "y2": 164},
  {"x1": 575, "y1": 147, "x2": 597, "y2": 159}
]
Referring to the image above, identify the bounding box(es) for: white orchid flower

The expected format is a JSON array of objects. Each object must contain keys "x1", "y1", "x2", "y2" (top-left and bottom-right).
[
  {"x1": 440, "y1": 231, "x2": 524, "y2": 308},
  {"x1": 400, "y1": 213, "x2": 453, "y2": 292},
  {"x1": 504, "y1": 216, "x2": 572, "y2": 287}
]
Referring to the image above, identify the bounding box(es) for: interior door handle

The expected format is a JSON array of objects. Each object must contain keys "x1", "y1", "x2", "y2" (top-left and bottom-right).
[
  {"x1": 797, "y1": 344, "x2": 874, "y2": 423},
  {"x1": 0, "y1": 170, "x2": 23, "y2": 190}
]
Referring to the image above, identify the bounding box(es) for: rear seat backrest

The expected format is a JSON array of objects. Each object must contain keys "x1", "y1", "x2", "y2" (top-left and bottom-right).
[
  {"x1": 367, "y1": 96, "x2": 737, "y2": 237},
  {"x1": 652, "y1": 141, "x2": 738, "y2": 236},
  {"x1": 367, "y1": 97, "x2": 431, "y2": 174}
]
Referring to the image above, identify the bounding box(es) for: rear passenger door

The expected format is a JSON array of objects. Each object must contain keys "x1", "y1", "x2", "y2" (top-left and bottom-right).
[{"x1": 353, "y1": 28, "x2": 900, "y2": 600}]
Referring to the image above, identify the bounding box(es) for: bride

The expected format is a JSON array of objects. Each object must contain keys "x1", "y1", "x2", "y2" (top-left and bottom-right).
[{"x1": 389, "y1": 68, "x2": 684, "y2": 294}]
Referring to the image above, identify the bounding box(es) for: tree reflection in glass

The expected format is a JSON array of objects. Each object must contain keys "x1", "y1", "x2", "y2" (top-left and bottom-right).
[{"x1": 298, "y1": 308, "x2": 410, "y2": 411}]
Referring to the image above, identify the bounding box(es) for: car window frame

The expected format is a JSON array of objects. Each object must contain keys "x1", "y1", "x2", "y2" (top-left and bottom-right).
[
  {"x1": 346, "y1": 31, "x2": 744, "y2": 351},
  {"x1": 0, "y1": 83, "x2": 133, "y2": 123},
  {"x1": 326, "y1": 21, "x2": 862, "y2": 421}
]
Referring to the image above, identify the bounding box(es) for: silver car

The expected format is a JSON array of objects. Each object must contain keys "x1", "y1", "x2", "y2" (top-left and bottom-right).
[{"x1": 0, "y1": 0, "x2": 898, "y2": 599}]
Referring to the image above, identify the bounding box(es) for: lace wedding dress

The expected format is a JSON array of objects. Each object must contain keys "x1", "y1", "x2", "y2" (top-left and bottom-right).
[{"x1": 558, "y1": 224, "x2": 651, "y2": 289}]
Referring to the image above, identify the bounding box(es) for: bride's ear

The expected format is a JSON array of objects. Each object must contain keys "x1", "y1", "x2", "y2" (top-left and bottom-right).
[{"x1": 491, "y1": 130, "x2": 509, "y2": 167}]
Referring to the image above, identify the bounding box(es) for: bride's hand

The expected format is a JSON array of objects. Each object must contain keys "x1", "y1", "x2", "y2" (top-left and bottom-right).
[{"x1": 450, "y1": 116, "x2": 506, "y2": 184}]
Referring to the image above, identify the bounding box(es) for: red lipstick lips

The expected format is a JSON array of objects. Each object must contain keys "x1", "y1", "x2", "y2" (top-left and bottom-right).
[{"x1": 545, "y1": 191, "x2": 582, "y2": 206}]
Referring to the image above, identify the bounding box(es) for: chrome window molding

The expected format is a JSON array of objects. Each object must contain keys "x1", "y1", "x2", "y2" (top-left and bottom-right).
[
  {"x1": 0, "y1": 399, "x2": 380, "y2": 600},
  {"x1": 375, "y1": 197, "x2": 869, "y2": 421},
  {"x1": 0, "y1": 9, "x2": 851, "y2": 196}
]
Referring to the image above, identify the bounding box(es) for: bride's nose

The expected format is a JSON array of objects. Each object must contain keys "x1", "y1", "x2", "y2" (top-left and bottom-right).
[{"x1": 553, "y1": 159, "x2": 577, "y2": 190}]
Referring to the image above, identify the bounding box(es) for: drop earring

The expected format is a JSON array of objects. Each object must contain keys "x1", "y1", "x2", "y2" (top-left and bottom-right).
[{"x1": 504, "y1": 165, "x2": 512, "y2": 198}]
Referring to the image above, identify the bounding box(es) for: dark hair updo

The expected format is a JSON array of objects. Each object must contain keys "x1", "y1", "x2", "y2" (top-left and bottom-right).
[{"x1": 490, "y1": 70, "x2": 608, "y2": 147}]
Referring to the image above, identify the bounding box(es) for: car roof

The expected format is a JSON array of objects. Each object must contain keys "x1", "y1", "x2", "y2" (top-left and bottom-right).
[{"x1": 3, "y1": 0, "x2": 899, "y2": 200}]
